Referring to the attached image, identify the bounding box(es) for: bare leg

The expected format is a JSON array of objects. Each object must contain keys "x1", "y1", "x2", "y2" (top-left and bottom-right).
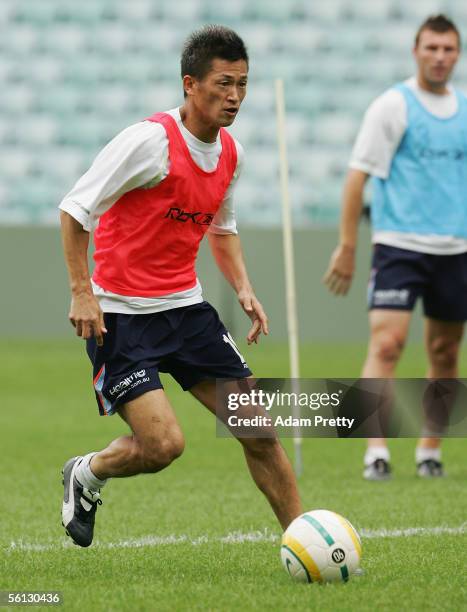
[
  {"x1": 190, "y1": 380, "x2": 302, "y2": 530},
  {"x1": 90, "y1": 389, "x2": 185, "y2": 479},
  {"x1": 62, "y1": 389, "x2": 185, "y2": 548},
  {"x1": 362, "y1": 310, "x2": 411, "y2": 450},
  {"x1": 419, "y1": 318, "x2": 464, "y2": 450}
]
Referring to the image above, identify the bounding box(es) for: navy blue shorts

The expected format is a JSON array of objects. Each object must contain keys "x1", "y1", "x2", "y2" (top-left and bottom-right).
[
  {"x1": 86, "y1": 301, "x2": 252, "y2": 416},
  {"x1": 367, "y1": 244, "x2": 467, "y2": 321}
]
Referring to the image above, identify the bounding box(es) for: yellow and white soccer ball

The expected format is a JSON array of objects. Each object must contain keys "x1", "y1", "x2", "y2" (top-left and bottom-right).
[{"x1": 281, "y1": 509, "x2": 362, "y2": 583}]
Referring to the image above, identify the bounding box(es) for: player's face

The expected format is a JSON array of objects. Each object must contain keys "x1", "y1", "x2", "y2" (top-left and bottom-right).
[
  {"x1": 414, "y1": 30, "x2": 460, "y2": 91},
  {"x1": 190, "y1": 58, "x2": 248, "y2": 128}
]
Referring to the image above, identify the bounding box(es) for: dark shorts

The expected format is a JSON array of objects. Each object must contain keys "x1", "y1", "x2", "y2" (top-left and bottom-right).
[
  {"x1": 367, "y1": 244, "x2": 467, "y2": 321},
  {"x1": 86, "y1": 301, "x2": 252, "y2": 416}
]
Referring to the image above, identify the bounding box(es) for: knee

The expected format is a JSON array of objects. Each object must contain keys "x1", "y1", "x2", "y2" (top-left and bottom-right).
[
  {"x1": 139, "y1": 430, "x2": 185, "y2": 472},
  {"x1": 370, "y1": 330, "x2": 405, "y2": 365},
  {"x1": 427, "y1": 337, "x2": 459, "y2": 371}
]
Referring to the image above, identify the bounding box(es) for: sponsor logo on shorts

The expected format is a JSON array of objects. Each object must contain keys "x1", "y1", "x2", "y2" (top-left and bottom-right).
[
  {"x1": 164, "y1": 207, "x2": 214, "y2": 225},
  {"x1": 373, "y1": 289, "x2": 410, "y2": 306},
  {"x1": 109, "y1": 370, "x2": 149, "y2": 397}
]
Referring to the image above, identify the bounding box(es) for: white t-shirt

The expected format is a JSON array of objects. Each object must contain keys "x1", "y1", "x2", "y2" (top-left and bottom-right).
[
  {"x1": 59, "y1": 108, "x2": 244, "y2": 314},
  {"x1": 349, "y1": 76, "x2": 467, "y2": 255}
]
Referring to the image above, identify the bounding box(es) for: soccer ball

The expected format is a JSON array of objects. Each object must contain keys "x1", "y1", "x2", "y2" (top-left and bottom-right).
[{"x1": 281, "y1": 509, "x2": 362, "y2": 583}]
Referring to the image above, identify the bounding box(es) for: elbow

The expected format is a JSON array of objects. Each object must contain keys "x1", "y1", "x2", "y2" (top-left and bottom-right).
[{"x1": 60, "y1": 210, "x2": 88, "y2": 235}]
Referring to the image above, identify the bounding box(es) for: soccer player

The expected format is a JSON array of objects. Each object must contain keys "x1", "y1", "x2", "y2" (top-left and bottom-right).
[
  {"x1": 324, "y1": 15, "x2": 466, "y2": 480},
  {"x1": 59, "y1": 25, "x2": 302, "y2": 547}
]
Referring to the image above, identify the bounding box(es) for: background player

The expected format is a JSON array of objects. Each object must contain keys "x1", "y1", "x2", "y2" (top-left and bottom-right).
[
  {"x1": 324, "y1": 15, "x2": 466, "y2": 480},
  {"x1": 59, "y1": 25, "x2": 302, "y2": 546}
]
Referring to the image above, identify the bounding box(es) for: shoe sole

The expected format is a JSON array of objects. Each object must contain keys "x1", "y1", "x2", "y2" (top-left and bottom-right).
[
  {"x1": 61, "y1": 456, "x2": 84, "y2": 545},
  {"x1": 363, "y1": 471, "x2": 391, "y2": 481}
]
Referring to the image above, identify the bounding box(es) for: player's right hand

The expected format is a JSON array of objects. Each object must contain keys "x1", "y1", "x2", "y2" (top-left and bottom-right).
[
  {"x1": 323, "y1": 245, "x2": 356, "y2": 296},
  {"x1": 68, "y1": 292, "x2": 107, "y2": 346}
]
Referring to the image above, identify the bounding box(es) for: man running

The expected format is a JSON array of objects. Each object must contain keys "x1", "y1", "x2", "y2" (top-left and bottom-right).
[{"x1": 59, "y1": 25, "x2": 302, "y2": 547}]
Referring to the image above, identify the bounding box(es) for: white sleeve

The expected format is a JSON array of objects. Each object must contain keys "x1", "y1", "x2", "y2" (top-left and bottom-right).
[
  {"x1": 349, "y1": 89, "x2": 407, "y2": 179},
  {"x1": 208, "y1": 139, "x2": 244, "y2": 235},
  {"x1": 58, "y1": 122, "x2": 169, "y2": 231}
]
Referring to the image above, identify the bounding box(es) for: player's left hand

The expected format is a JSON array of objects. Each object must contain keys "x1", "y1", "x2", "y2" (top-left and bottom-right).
[{"x1": 238, "y1": 290, "x2": 269, "y2": 344}]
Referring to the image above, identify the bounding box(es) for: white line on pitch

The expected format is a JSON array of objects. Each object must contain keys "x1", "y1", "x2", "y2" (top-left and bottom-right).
[{"x1": 5, "y1": 524, "x2": 467, "y2": 553}]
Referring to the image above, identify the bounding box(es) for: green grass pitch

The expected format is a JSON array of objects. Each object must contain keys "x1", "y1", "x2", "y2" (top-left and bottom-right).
[{"x1": 0, "y1": 339, "x2": 466, "y2": 611}]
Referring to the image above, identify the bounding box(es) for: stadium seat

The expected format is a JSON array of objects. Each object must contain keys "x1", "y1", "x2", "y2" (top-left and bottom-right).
[
  {"x1": 0, "y1": 116, "x2": 18, "y2": 146},
  {"x1": 289, "y1": 149, "x2": 345, "y2": 183},
  {"x1": 0, "y1": 150, "x2": 32, "y2": 179},
  {"x1": 345, "y1": 0, "x2": 394, "y2": 22},
  {"x1": 200, "y1": 0, "x2": 247, "y2": 22},
  {"x1": 324, "y1": 25, "x2": 377, "y2": 56},
  {"x1": 35, "y1": 87, "x2": 83, "y2": 116},
  {"x1": 0, "y1": 86, "x2": 35, "y2": 114},
  {"x1": 88, "y1": 25, "x2": 135, "y2": 54},
  {"x1": 0, "y1": 199, "x2": 34, "y2": 225},
  {"x1": 93, "y1": 87, "x2": 132, "y2": 115},
  {"x1": 157, "y1": 0, "x2": 203, "y2": 22},
  {"x1": 132, "y1": 26, "x2": 184, "y2": 54},
  {"x1": 285, "y1": 87, "x2": 333, "y2": 115},
  {"x1": 284, "y1": 115, "x2": 312, "y2": 147},
  {"x1": 229, "y1": 114, "x2": 277, "y2": 147},
  {"x1": 242, "y1": 0, "x2": 294, "y2": 23},
  {"x1": 115, "y1": 0, "x2": 155, "y2": 22},
  {"x1": 449, "y1": 4, "x2": 467, "y2": 21},
  {"x1": 237, "y1": 24, "x2": 276, "y2": 54},
  {"x1": 395, "y1": 0, "x2": 451, "y2": 21},
  {"x1": 0, "y1": 184, "x2": 9, "y2": 209},
  {"x1": 314, "y1": 181, "x2": 346, "y2": 216},
  {"x1": 344, "y1": 84, "x2": 382, "y2": 113},
  {"x1": 136, "y1": 85, "x2": 180, "y2": 115},
  {"x1": 311, "y1": 114, "x2": 359, "y2": 147},
  {"x1": 299, "y1": 0, "x2": 346, "y2": 22},
  {"x1": 37, "y1": 25, "x2": 87, "y2": 56},
  {"x1": 356, "y1": 55, "x2": 412, "y2": 88},
  {"x1": 245, "y1": 150, "x2": 279, "y2": 186},
  {"x1": 27, "y1": 57, "x2": 63, "y2": 85},
  {"x1": 12, "y1": 0, "x2": 58, "y2": 26},
  {"x1": 35, "y1": 148, "x2": 85, "y2": 182},
  {"x1": 0, "y1": 1, "x2": 14, "y2": 24},
  {"x1": 259, "y1": 54, "x2": 316, "y2": 83},
  {"x1": 57, "y1": 116, "x2": 111, "y2": 148},
  {"x1": 228, "y1": 116, "x2": 258, "y2": 147},
  {"x1": 240, "y1": 82, "x2": 276, "y2": 114},
  {"x1": 385, "y1": 24, "x2": 417, "y2": 54},
  {"x1": 2, "y1": 25, "x2": 38, "y2": 55},
  {"x1": 275, "y1": 24, "x2": 327, "y2": 53},
  {"x1": 55, "y1": 0, "x2": 113, "y2": 25},
  {"x1": 8, "y1": 178, "x2": 60, "y2": 215},
  {"x1": 16, "y1": 116, "x2": 58, "y2": 147},
  {"x1": 235, "y1": 182, "x2": 282, "y2": 226},
  {"x1": 0, "y1": 61, "x2": 13, "y2": 84}
]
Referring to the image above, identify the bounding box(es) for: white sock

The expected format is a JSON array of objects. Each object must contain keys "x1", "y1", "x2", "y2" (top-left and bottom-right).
[
  {"x1": 364, "y1": 446, "x2": 390, "y2": 466},
  {"x1": 416, "y1": 447, "x2": 441, "y2": 464},
  {"x1": 75, "y1": 453, "x2": 107, "y2": 491}
]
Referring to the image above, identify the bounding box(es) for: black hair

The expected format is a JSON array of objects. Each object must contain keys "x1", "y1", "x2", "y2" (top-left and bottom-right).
[
  {"x1": 415, "y1": 14, "x2": 461, "y2": 48},
  {"x1": 181, "y1": 25, "x2": 248, "y2": 93}
]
